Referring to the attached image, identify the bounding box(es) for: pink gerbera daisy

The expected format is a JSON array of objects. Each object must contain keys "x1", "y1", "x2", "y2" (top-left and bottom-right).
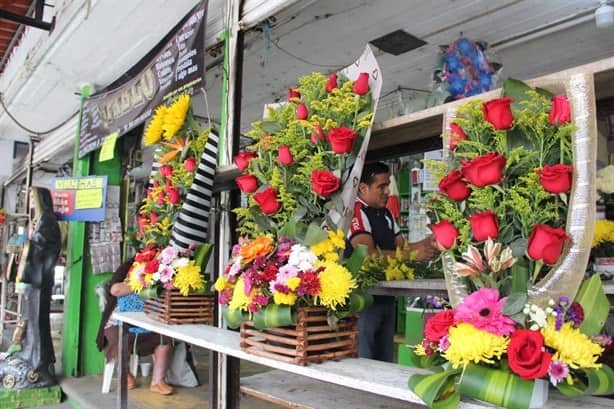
[
  {"x1": 548, "y1": 360, "x2": 569, "y2": 386},
  {"x1": 454, "y1": 288, "x2": 516, "y2": 336}
]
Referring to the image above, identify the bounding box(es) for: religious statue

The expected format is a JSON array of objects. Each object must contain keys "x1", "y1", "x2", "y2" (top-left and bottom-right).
[{"x1": 0, "y1": 187, "x2": 61, "y2": 390}]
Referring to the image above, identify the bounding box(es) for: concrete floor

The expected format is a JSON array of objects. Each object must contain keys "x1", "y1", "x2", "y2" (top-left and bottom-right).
[{"x1": 1, "y1": 312, "x2": 283, "y2": 409}]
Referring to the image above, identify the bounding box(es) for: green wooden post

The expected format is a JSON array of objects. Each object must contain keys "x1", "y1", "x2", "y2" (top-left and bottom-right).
[{"x1": 63, "y1": 84, "x2": 92, "y2": 377}]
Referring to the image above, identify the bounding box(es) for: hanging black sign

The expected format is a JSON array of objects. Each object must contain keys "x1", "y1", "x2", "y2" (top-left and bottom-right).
[{"x1": 78, "y1": 1, "x2": 207, "y2": 158}]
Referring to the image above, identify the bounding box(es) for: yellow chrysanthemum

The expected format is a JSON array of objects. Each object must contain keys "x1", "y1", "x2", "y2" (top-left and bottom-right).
[
  {"x1": 323, "y1": 252, "x2": 339, "y2": 263},
  {"x1": 273, "y1": 291, "x2": 297, "y2": 306},
  {"x1": 414, "y1": 344, "x2": 427, "y2": 356},
  {"x1": 311, "y1": 240, "x2": 334, "y2": 257},
  {"x1": 593, "y1": 219, "x2": 614, "y2": 248},
  {"x1": 443, "y1": 323, "x2": 509, "y2": 369},
  {"x1": 173, "y1": 261, "x2": 204, "y2": 296},
  {"x1": 287, "y1": 276, "x2": 301, "y2": 291},
  {"x1": 328, "y1": 230, "x2": 346, "y2": 250},
  {"x1": 542, "y1": 319, "x2": 603, "y2": 369},
  {"x1": 143, "y1": 105, "x2": 167, "y2": 146},
  {"x1": 316, "y1": 261, "x2": 356, "y2": 310},
  {"x1": 214, "y1": 276, "x2": 230, "y2": 292},
  {"x1": 162, "y1": 94, "x2": 190, "y2": 140},
  {"x1": 229, "y1": 278, "x2": 255, "y2": 311}
]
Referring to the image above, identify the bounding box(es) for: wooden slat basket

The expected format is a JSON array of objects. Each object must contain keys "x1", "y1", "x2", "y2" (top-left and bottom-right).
[
  {"x1": 144, "y1": 289, "x2": 214, "y2": 324},
  {"x1": 240, "y1": 306, "x2": 358, "y2": 366}
]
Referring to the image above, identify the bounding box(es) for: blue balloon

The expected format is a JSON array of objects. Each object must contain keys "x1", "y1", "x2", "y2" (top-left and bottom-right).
[
  {"x1": 447, "y1": 76, "x2": 467, "y2": 97},
  {"x1": 456, "y1": 38, "x2": 474, "y2": 57},
  {"x1": 444, "y1": 54, "x2": 462, "y2": 72}
]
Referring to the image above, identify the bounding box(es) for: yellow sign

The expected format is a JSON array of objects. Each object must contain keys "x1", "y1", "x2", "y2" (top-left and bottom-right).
[
  {"x1": 99, "y1": 132, "x2": 118, "y2": 162},
  {"x1": 75, "y1": 188, "x2": 103, "y2": 210}
]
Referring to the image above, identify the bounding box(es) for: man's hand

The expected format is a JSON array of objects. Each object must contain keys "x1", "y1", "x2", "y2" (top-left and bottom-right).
[{"x1": 408, "y1": 235, "x2": 438, "y2": 261}]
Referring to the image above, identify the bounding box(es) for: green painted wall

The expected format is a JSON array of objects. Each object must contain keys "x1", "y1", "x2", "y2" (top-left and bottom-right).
[{"x1": 79, "y1": 148, "x2": 122, "y2": 375}]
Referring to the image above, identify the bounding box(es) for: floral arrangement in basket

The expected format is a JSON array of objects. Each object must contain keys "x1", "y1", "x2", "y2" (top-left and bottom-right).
[
  {"x1": 409, "y1": 79, "x2": 614, "y2": 408},
  {"x1": 214, "y1": 69, "x2": 379, "y2": 328},
  {"x1": 129, "y1": 93, "x2": 213, "y2": 298},
  {"x1": 137, "y1": 94, "x2": 211, "y2": 247},
  {"x1": 128, "y1": 243, "x2": 212, "y2": 298}
]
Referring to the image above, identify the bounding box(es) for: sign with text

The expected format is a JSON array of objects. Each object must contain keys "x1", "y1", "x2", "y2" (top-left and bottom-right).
[
  {"x1": 52, "y1": 176, "x2": 108, "y2": 221},
  {"x1": 78, "y1": 1, "x2": 208, "y2": 158}
]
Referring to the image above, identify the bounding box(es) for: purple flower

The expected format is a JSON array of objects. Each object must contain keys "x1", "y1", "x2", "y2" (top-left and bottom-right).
[
  {"x1": 548, "y1": 360, "x2": 569, "y2": 386},
  {"x1": 438, "y1": 335, "x2": 450, "y2": 352},
  {"x1": 426, "y1": 295, "x2": 443, "y2": 309},
  {"x1": 269, "y1": 264, "x2": 299, "y2": 293},
  {"x1": 218, "y1": 289, "x2": 232, "y2": 305},
  {"x1": 276, "y1": 237, "x2": 295, "y2": 264},
  {"x1": 231, "y1": 244, "x2": 241, "y2": 256},
  {"x1": 565, "y1": 301, "x2": 584, "y2": 327},
  {"x1": 591, "y1": 334, "x2": 613, "y2": 347},
  {"x1": 228, "y1": 261, "x2": 242, "y2": 277}
]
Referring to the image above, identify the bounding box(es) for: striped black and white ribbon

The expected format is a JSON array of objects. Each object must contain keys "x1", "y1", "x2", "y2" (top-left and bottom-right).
[{"x1": 169, "y1": 131, "x2": 218, "y2": 250}]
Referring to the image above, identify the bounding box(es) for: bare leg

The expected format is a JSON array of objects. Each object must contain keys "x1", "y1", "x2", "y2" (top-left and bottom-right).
[{"x1": 151, "y1": 344, "x2": 172, "y2": 385}]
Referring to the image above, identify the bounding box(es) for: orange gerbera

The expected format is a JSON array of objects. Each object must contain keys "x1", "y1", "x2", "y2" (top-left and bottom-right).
[{"x1": 239, "y1": 236, "x2": 274, "y2": 264}]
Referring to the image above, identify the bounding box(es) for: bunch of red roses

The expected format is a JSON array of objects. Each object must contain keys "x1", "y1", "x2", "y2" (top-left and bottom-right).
[
  {"x1": 232, "y1": 71, "x2": 375, "y2": 236},
  {"x1": 428, "y1": 84, "x2": 575, "y2": 286}
]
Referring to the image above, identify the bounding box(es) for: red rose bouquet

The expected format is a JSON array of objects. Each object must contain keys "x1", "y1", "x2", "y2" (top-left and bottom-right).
[
  {"x1": 410, "y1": 79, "x2": 612, "y2": 408},
  {"x1": 217, "y1": 54, "x2": 382, "y2": 328}
]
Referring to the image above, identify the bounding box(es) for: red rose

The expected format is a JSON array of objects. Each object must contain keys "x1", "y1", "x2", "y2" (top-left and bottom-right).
[
  {"x1": 159, "y1": 165, "x2": 173, "y2": 178},
  {"x1": 430, "y1": 220, "x2": 459, "y2": 250},
  {"x1": 184, "y1": 157, "x2": 197, "y2": 172},
  {"x1": 483, "y1": 97, "x2": 514, "y2": 130},
  {"x1": 549, "y1": 95, "x2": 571, "y2": 125},
  {"x1": 424, "y1": 310, "x2": 455, "y2": 343},
  {"x1": 164, "y1": 179, "x2": 173, "y2": 193},
  {"x1": 311, "y1": 124, "x2": 325, "y2": 144},
  {"x1": 439, "y1": 170, "x2": 471, "y2": 201},
  {"x1": 527, "y1": 224, "x2": 569, "y2": 265},
  {"x1": 537, "y1": 164, "x2": 573, "y2": 194},
  {"x1": 288, "y1": 88, "x2": 301, "y2": 100},
  {"x1": 311, "y1": 170, "x2": 340, "y2": 197},
  {"x1": 470, "y1": 210, "x2": 499, "y2": 241},
  {"x1": 326, "y1": 73, "x2": 338, "y2": 93},
  {"x1": 135, "y1": 246, "x2": 158, "y2": 262},
  {"x1": 449, "y1": 123, "x2": 467, "y2": 150},
  {"x1": 145, "y1": 259, "x2": 160, "y2": 274},
  {"x1": 253, "y1": 187, "x2": 281, "y2": 215},
  {"x1": 168, "y1": 188, "x2": 181, "y2": 205},
  {"x1": 277, "y1": 145, "x2": 293, "y2": 166},
  {"x1": 296, "y1": 102, "x2": 309, "y2": 120},
  {"x1": 235, "y1": 174, "x2": 258, "y2": 193},
  {"x1": 156, "y1": 192, "x2": 165, "y2": 206},
  {"x1": 153, "y1": 181, "x2": 160, "y2": 188},
  {"x1": 353, "y1": 72, "x2": 370, "y2": 95},
  {"x1": 461, "y1": 153, "x2": 506, "y2": 187},
  {"x1": 233, "y1": 151, "x2": 257, "y2": 171},
  {"x1": 508, "y1": 329, "x2": 552, "y2": 380},
  {"x1": 146, "y1": 188, "x2": 153, "y2": 199},
  {"x1": 150, "y1": 212, "x2": 159, "y2": 225},
  {"x1": 328, "y1": 126, "x2": 357, "y2": 154}
]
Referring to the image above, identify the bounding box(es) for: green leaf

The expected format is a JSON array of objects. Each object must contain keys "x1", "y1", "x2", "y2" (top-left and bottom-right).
[
  {"x1": 138, "y1": 287, "x2": 160, "y2": 300},
  {"x1": 278, "y1": 222, "x2": 297, "y2": 238},
  {"x1": 194, "y1": 243, "x2": 214, "y2": 270},
  {"x1": 459, "y1": 363, "x2": 534, "y2": 409},
  {"x1": 584, "y1": 365, "x2": 614, "y2": 395},
  {"x1": 250, "y1": 207, "x2": 273, "y2": 231},
  {"x1": 503, "y1": 78, "x2": 534, "y2": 111},
  {"x1": 503, "y1": 292, "x2": 528, "y2": 316},
  {"x1": 222, "y1": 306, "x2": 248, "y2": 329},
  {"x1": 345, "y1": 289, "x2": 373, "y2": 313},
  {"x1": 260, "y1": 120, "x2": 283, "y2": 134},
  {"x1": 408, "y1": 369, "x2": 460, "y2": 408},
  {"x1": 303, "y1": 222, "x2": 328, "y2": 246},
  {"x1": 576, "y1": 274, "x2": 610, "y2": 335},
  {"x1": 343, "y1": 244, "x2": 368, "y2": 274},
  {"x1": 253, "y1": 304, "x2": 296, "y2": 330}
]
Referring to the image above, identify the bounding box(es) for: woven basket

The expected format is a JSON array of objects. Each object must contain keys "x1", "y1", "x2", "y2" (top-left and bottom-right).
[{"x1": 144, "y1": 289, "x2": 214, "y2": 324}]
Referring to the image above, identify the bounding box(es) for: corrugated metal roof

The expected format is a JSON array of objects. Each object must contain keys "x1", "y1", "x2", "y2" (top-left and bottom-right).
[{"x1": 0, "y1": 0, "x2": 33, "y2": 74}]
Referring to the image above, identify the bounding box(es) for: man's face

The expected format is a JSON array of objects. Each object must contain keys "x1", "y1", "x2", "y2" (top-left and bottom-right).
[{"x1": 359, "y1": 172, "x2": 390, "y2": 209}]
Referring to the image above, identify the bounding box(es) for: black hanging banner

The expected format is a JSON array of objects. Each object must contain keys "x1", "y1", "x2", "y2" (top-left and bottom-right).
[{"x1": 78, "y1": 1, "x2": 207, "y2": 158}]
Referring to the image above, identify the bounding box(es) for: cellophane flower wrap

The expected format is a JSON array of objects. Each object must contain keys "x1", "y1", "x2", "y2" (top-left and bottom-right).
[
  {"x1": 409, "y1": 80, "x2": 614, "y2": 408},
  {"x1": 215, "y1": 70, "x2": 379, "y2": 329},
  {"x1": 129, "y1": 94, "x2": 213, "y2": 297}
]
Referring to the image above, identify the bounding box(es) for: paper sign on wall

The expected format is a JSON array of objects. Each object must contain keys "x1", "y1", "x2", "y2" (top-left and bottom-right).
[{"x1": 52, "y1": 176, "x2": 108, "y2": 221}]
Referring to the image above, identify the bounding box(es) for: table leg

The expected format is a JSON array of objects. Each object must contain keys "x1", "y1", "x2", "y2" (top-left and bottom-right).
[
  {"x1": 209, "y1": 351, "x2": 218, "y2": 408},
  {"x1": 117, "y1": 322, "x2": 129, "y2": 409},
  {"x1": 226, "y1": 354, "x2": 240, "y2": 409}
]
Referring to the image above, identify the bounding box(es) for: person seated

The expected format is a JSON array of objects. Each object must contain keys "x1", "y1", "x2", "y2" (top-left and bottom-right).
[{"x1": 96, "y1": 260, "x2": 174, "y2": 395}]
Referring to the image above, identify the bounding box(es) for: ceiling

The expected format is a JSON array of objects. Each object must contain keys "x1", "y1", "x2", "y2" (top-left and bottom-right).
[
  {"x1": 0, "y1": 0, "x2": 32, "y2": 74},
  {"x1": 1, "y1": 0, "x2": 614, "y2": 185}
]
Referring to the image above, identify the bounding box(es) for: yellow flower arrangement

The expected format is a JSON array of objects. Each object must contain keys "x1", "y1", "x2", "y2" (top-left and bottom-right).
[
  {"x1": 442, "y1": 323, "x2": 509, "y2": 368},
  {"x1": 593, "y1": 219, "x2": 614, "y2": 248}
]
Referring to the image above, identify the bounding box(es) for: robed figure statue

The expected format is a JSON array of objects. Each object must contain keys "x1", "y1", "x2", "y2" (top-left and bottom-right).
[{"x1": 0, "y1": 187, "x2": 61, "y2": 389}]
